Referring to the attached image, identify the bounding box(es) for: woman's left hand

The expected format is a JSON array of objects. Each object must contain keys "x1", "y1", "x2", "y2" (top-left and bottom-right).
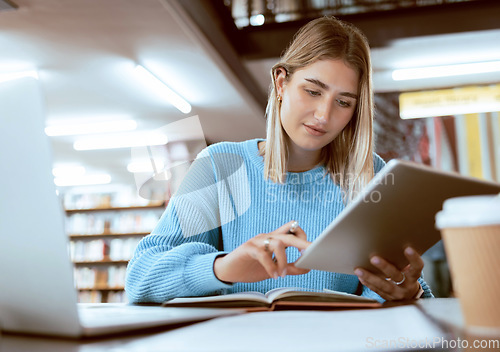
[{"x1": 354, "y1": 247, "x2": 423, "y2": 301}]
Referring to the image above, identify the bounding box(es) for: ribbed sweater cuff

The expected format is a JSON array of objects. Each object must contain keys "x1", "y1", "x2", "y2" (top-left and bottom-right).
[
  {"x1": 184, "y1": 252, "x2": 233, "y2": 295},
  {"x1": 418, "y1": 277, "x2": 434, "y2": 298}
]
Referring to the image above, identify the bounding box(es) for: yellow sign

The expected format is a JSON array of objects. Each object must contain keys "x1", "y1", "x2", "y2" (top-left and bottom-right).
[{"x1": 399, "y1": 84, "x2": 500, "y2": 119}]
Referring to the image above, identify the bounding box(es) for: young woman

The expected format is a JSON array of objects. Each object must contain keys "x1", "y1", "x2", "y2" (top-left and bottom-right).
[{"x1": 125, "y1": 16, "x2": 432, "y2": 303}]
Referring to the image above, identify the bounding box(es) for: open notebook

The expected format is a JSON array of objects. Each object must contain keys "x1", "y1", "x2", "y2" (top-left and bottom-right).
[
  {"x1": 163, "y1": 287, "x2": 381, "y2": 311},
  {"x1": 0, "y1": 77, "x2": 240, "y2": 338}
]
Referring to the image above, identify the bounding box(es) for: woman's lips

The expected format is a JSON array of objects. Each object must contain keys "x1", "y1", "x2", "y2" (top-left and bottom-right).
[{"x1": 304, "y1": 124, "x2": 327, "y2": 136}]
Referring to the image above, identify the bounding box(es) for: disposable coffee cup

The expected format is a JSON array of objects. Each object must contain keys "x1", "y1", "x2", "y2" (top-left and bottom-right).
[{"x1": 436, "y1": 194, "x2": 500, "y2": 334}]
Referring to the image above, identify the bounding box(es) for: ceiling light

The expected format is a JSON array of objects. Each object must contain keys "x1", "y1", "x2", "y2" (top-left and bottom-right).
[
  {"x1": 134, "y1": 65, "x2": 192, "y2": 114},
  {"x1": 392, "y1": 61, "x2": 500, "y2": 81},
  {"x1": 0, "y1": 70, "x2": 38, "y2": 83},
  {"x1": 74, "y1": 132, "x2": 168, "y2": 151},
  {"x1": 127, "y1": 160, "x2": 165, "y2": 173},
  {"x1": 52, "y1": 166, "x2": 86, "y2": 178},
  {"x1": 45, "y1": 119, "x2": 137, "y2": 137},
  {"x1": 400, "y1": 102, "x2": 500, "y2": 119},
  {"x1": 250, "y1": 14, "x2": 265, "y2": 26},
  {"x1": 54, "y1": 174, "x2": 111, "y2": 187}
]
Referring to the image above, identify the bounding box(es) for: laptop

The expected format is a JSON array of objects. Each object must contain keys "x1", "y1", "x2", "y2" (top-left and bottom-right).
[
  {"x1": 0, "y1": 77, "x2": 239, "y2": 338},
  {"x1": 296, "y1": 158, "x2": 500, "y2": 275}
]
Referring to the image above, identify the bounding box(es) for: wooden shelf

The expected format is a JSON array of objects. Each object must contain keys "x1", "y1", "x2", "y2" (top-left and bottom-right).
[
  {"x1": 66, "y1": 197, "x2": 161, "y2": 303},
  {"x1": 73, "y1": 259, "x2": 129, "y2": 265},
  {"x1": 78, "y1": 286, "x2": 125, "y2": 291},
  {"x1": 65, "y1": 203, "x2": 165, "y2": 213},
  {"x1": 69, "y1": 232, "x2": 150, "y2": 239},
  {"x1": 65, "y1": 202, "x2": 165, "y2": 214}
]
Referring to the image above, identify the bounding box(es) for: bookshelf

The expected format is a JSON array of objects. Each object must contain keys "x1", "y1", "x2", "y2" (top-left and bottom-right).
[{"x1": 64, "y1": 192, "x2": 165, "y2": 303}]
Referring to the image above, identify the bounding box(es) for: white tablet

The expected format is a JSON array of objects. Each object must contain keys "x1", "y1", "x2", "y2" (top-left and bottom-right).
[{"x1": 295, "y1": 159, "x2": 500, "y2": 276}]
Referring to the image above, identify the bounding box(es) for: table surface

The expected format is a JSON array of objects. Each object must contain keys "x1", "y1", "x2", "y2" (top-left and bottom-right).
[{"x1": 1, "y1": 298, "x2": 499, "y2": 352}]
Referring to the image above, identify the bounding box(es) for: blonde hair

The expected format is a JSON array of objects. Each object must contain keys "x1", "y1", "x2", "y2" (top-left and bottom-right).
[{"x1": 261, "y1": 16, "x2": 374, "y2": 203}]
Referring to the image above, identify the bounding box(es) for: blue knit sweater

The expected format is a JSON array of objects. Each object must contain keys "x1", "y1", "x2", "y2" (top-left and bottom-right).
[{"x1": 125, "y1": 139, "x2": 432, "y2": 303}]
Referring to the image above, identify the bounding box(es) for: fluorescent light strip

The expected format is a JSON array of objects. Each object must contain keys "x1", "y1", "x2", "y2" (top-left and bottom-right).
[
  {"x1": 392, "y1": 61, "x2": 500, "y2": 81},
  {"x1": 74, "y1": 132, "x2": 168, "y2": 150},
  {"x1": 45, "y1": 119, "x2": 137, "y2": 137},
  {"x1": 400, "y1": 101, "x2": 500, "y2": 119},
  {"x1": 0, "y1": 70, "x2": 39, "y2": 83},
  {"x1": 52, "y1": 166, "x2": 86, "y2": 177},
  {"x1": 135, "y1": 65, "x2": 192, "y2": 114},
  {"x1": 54, "y1": 174, "x2": 111, "y2": 187},
  {"x1": 127, "y1": 160, "x2": 165, "y2": 173}
]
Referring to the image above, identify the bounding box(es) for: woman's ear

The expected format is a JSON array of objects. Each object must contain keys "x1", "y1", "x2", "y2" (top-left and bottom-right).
[{"x1": 274, "y1": 67, "x2": 287, "y2": 97}]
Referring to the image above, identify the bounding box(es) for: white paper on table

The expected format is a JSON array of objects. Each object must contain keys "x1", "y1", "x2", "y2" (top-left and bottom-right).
[{"x1": 116, "y1": 305, "x2": 448, "y2": 352}]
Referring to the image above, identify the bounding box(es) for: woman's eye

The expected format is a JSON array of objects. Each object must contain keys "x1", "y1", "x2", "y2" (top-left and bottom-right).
[
  {"x1": 305, "y1": 89, "x2": 320, "y2": 97},
  {"x1": 336, "y1": 99, "x2": 351, "y2": 107}
]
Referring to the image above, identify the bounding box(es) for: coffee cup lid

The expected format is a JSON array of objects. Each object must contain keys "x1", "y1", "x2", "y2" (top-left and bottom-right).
[{"x1": 436, "y1": 194, "x2": 500, "y2": 229}]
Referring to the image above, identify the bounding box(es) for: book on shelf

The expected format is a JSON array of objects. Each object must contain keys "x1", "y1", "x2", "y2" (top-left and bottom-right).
[
  {"x1": 70, "y1": 237, "x2": 141, "y2": 262},
  {"x1": 77, "y1": 288, "x2": 128, "y2": 303},
  {"x1": 78, "y1": 290, "x2": 103, "y2": 304},
  {"x1": 66, "y1": 212, "x2": 160, "y2": 235},
  {"x1": 162, "y1": 287, "x2": 381, "y2": 311},
  {"x1": 63, "y1": 190, "x2": 165, "y2": 210},
  {"x1": 74, "y1": 265, "x2": 127, "y2": 289}
]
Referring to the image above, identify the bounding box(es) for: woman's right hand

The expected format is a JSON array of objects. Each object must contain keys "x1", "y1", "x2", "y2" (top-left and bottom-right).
[{"x1": 213, "y1": 221, "x2": 311, "y2": 283}]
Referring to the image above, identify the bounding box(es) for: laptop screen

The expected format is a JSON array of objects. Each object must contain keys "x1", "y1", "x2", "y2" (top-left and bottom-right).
[{"x1": 0, "y1": 77, "x2": 82, "y2": 336}]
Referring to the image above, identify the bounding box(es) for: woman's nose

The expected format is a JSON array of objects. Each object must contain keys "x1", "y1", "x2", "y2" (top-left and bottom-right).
[{"x1": 314, "y1": 101, "x2": 331, "y2": 124}]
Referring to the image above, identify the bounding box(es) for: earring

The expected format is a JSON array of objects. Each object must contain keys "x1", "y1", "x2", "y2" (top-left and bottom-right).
[{"x1": 277, "y1": 95, "x2": 282, "y2": 103}]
